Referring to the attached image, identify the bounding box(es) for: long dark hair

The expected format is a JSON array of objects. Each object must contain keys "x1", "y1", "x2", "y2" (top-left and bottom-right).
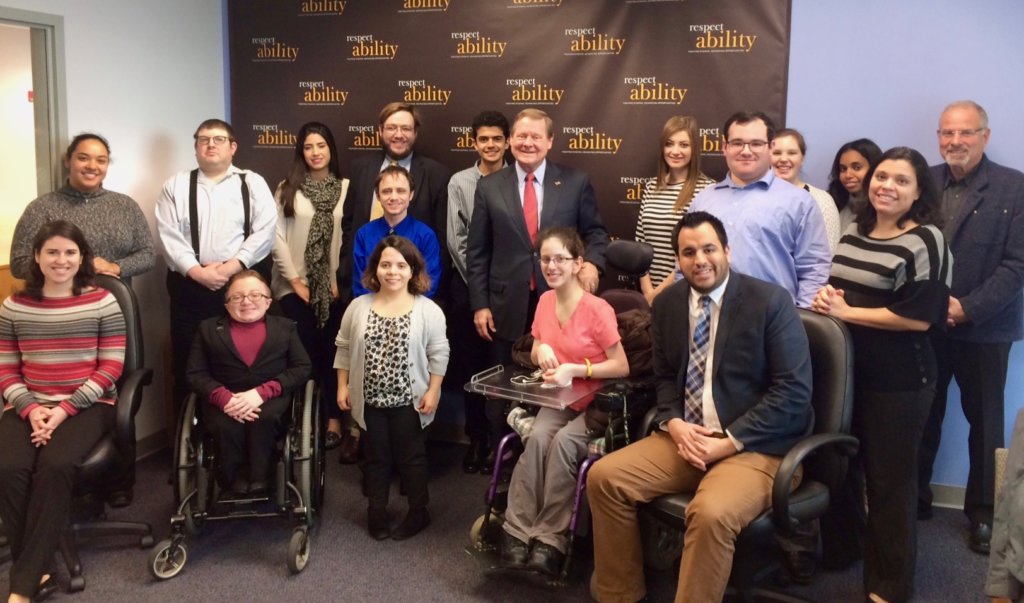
[
  {"x1": 277, "y1": 122, "x2": 341, "y2": 218},
  {"x1": 855, "y1": 146, "x2": 944, "y2": 236},
  {"x1": 827, "y1": 138, "x2": 882, "y2": 212},
  {"x1": 22, "y1": 220, "x2": 96, "y2": 299}
]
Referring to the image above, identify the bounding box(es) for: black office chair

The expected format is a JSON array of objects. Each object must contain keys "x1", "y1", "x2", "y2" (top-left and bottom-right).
[
  {"x1": 639, "y1": 309, "x2": 858, "y2": 602},
  {"x1": 58, "y1": 274, "x2": 154, "y2": 592}
]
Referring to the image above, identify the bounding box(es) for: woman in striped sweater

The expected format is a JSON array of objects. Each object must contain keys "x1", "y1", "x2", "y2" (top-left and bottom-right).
[
  {"x1": 634, "y1": 116, "x2": 716, "y2": 304},
  {"x1": 0, "y1": 220, "x2": 125, "y2": 603},
  {"x1": 812, "y1": 147, "x2": 951, "y2": 603}
]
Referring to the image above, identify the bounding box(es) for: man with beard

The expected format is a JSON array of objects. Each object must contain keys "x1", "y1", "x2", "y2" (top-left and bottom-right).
[{"x1": 337, "y1": 102, "x2": 452, "y2": 308}]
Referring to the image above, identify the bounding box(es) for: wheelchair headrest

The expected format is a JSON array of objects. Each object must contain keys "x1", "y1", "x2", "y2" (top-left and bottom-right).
[{"x1": 606, "y1": 240, "x2": 654, "y2": 277}]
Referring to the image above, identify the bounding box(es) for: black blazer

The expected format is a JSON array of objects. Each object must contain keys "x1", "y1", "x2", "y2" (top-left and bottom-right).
[
  {"x1": 931, "y1": 156, "x2": 1024, "y2": 343},
  {"x1": 466, "y1": 161, "x2": 609, "y2": 341},
  {"x1": 187, "y1": 314, "x2": 312, "y2": 402},
  {"x1": 651, "y1": 272, "x2": 813, "y2": 456},
  {"x1": 337, "y1": 151, "x2": 452, "y2": 306}
]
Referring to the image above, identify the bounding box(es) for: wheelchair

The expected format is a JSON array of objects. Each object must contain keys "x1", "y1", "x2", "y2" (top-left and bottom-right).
[
  {"x1": 467, "y1": 376, "x2": 654, "y2": 584},
  {"x1": 147, "y1": 379, "x2": 325, "y2": 579}
]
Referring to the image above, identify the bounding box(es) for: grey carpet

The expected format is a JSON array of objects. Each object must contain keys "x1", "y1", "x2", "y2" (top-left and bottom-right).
[{"x1": 1, "y1": 440, "x2": 990, "y2": 602}]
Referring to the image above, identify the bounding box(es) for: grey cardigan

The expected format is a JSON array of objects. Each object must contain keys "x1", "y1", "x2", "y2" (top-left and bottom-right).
[{"x1": 334, "y1": 294, "x2": 449, "y2": 429}]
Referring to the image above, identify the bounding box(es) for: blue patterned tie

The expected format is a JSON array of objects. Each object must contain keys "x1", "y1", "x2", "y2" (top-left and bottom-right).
[{"x1": 683, "y1": 295, "x2": 711, "y2": 425}]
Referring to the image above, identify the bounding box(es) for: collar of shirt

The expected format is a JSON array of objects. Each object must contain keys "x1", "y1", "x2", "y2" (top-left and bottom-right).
[
  {"x1": 716, "y1": 168, "x2": 774, "y2": 191},
  {"x1": 380, "y1": 154, "x2": 413, "y2": 172},
  {"x1": 475, "y1": 159, "x2": 506, "y2": 178},
  {"x1": 197, "y1": 164, "x2": 244, "y2": 187},
  {"x1": 514, "y1": 159, "x2": 547, "y2": 185},
  {"x1": 688, "y1": 273, "x2": 729, "y2": 315},
  {"x1": 941, "y1": 154, "x2": 987, "y2": 189}
]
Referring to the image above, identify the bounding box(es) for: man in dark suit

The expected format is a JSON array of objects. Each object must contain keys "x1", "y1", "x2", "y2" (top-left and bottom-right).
[
  {"x1": 917, "y1": 100, "x2": 1024, "y2": 554},
  {"x1": 466, "y1": 108, "x2": 609, "y2": 458},
  {"x1": 588, "y1": 212, "x2": 813, "y2": 603},
  {"x1": 337, "y1": 102, "x2": 452, "y2": 307},
  {"x1": 467, "y1": 107, "x2": 608, "y2": 351}
]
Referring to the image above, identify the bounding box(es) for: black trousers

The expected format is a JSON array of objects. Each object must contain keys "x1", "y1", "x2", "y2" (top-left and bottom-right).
[
  {"x1": 918, "y1": 335, "x2": 1011, "y2": 523},
  {"x1": 447, "y1": 277, "x2": 489, "y2": 442},
  {"x1": 0, "y1": 405, "x2": 114, "y2": 597},
  {"x1": 363, "y1": 405, "x2": 428, "y2": 511},
  {"x1": 860, "y1": 387, "x2": 933, "y2": 603},
  {"x1": 203, "y1": 395, "x2": 290, "y2": 486},
  {"x1": 167, "y1": 270, "x2": 229, "y2": 415},
  {"x1": 484, "y1": 290, "x2": 540, "y2": 451},
  {"x1": 278, "y1": 293, "x2": 344, "y2": 423}
]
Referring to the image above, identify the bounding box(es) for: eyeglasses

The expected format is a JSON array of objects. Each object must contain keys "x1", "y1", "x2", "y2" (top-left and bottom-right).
[
  {"x1": 226, "y1": 292, "x2": 270, "y2": 304},
  {"x1": 725, "y1": 140, "x2": 768, "y2": 152},
  {"x1": 382, "y1": 125, "x2": 415, "y2": 135},
  {"x1": 539, "y1": 255, "x2": 576, "y2": 266},
  {"x1": 196, "y1": 135, "x2": 231, "y2": 146},
  {"x1": 937, "y1": 128, "x2": 985, "y2": 140}
]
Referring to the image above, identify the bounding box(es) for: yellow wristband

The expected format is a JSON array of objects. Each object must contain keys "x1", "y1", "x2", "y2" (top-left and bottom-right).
[{"x1": 584, "y1": 357, "x2": 593, "y2": 379}]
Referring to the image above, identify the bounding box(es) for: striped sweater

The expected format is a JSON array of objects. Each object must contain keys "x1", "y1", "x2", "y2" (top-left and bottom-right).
[
  {"x1": 0, "y1": 288, "x2": 126, "y2": 418},
  {"x1": 634, "y1": 174, "x2": 716, "y2": 287}
]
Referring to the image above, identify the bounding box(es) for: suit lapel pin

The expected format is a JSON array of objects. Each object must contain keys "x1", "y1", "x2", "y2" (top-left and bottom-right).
[{"x1": 554, "y1": 180, "x2": 562, "y2": 187}]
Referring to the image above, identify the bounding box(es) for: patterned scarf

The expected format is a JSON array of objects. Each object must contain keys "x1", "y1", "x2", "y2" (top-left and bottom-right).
[{"x1": 301, "y1": 173, "x2": 342, "y2": 327}]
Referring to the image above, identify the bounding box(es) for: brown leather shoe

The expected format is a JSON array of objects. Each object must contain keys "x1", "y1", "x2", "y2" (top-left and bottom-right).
[{"x1": 338, "y1": 433, "x2": 360, "y2": 465}]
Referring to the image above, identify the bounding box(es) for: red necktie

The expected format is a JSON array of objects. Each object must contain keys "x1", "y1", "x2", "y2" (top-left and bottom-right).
[{"x1": 524, "y1": 173, "x2": 539, "y2": 289}]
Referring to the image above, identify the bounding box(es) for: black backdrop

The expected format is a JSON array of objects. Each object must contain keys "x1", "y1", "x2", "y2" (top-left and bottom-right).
[{"x1": 228, "y1": 0, "x2": 791, "y2": 240}]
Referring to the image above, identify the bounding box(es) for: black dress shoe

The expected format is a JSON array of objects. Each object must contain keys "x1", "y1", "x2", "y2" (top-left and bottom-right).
[
  {"x1": 248, "y1": 480, "x2": 268, "y2": 495},
  {"x1": 106, "y1": 488, "x2": 133, "y2": 508},
  {"x1": 34, "y1": 574, "x2": 59, "y2": 603},
  {"x1": 784, "y1": 550, "x2": 817, "y2": 585},
  {"x1": 499, "y1": 532, "x2": 530, "y2": 569},
  {"x1": 392, "y1": 508, "x2": 430, "y2": 540},
  {"x1": 368, "y1": 508, "x2": 390, "y2": 540},
  {"x1": 338, "y1": 433, "x2": 361, "y2": 465},
  {"x1": 325, "y1": 430, "x2": 343, "y2": 450},
  {"x1": 230, "y1": 476, "x2": 249, "y2": 496},
  {"x1": 463, "y1": 440, "x2": 486, "y2": 474},
  {"x1": 526, "y1": 541, "x2": 566, "y2": 577},
  {"x1": 480, "y1": 450, "x2": 498, "y2": 475},
  {"x1": 969, "y1": 521, "x2": 992, "y2": 555}
]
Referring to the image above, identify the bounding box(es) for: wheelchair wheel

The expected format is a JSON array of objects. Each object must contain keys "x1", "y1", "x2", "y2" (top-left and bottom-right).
[
  {"x1": 175, "y1": 395, "x2": 205, "y2": 535},
  {"x1": 296, "y1": 381, "x2": 324, "y2": 526},
  {"x1": 287, "y1": 528, "x2": 310, "y2": 574},
  {"x1": 149, "y1": 539, "x2": 188, "y2": 580}
]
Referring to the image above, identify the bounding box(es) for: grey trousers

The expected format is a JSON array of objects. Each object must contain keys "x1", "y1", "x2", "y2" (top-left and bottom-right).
[{"x1": 503, "y1": 407, "x2": 590, "y2": 553}]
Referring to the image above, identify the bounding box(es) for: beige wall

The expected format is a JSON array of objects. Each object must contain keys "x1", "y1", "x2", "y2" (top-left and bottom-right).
[
  {"x1": 0, "y1": 0, "x2": 227, "y2": 444},
  {"x1": 0, "y1": 23, "x2": 36, "y2": 264}
]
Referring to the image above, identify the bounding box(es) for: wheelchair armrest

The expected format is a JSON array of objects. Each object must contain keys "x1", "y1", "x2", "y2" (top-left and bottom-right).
[
  {"x1": 770, "y1": 432, "x2": 859, "y2": 536},
  {"x1": 640, "y1": 406, "x2": 658, "y2": 436},
  {"x1": 115, "y1": 368, "x2": 154, "y2": 445}
]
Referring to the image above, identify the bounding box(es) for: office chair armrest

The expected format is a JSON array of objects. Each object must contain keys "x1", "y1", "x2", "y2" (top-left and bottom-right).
[
  {"x1": 770, "y1": 433, "x2": 859, "y2": 536},
  {"x1": 115, "y1": 368, "x2": 154, "y2": 445}
]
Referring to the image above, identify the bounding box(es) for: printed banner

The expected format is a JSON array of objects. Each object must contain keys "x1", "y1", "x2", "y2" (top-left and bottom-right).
[{"x1": 228, "y1": 0, "x2": 791, "y2": 240}]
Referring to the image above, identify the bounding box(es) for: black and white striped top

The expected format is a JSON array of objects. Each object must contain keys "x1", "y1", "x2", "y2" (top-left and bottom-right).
[
  {"x1": 829, "y1": 223, "x2": 952, "y2": 391},
  {"x1": 634, "y1": 175, "x2": 716, "y2": 287}
]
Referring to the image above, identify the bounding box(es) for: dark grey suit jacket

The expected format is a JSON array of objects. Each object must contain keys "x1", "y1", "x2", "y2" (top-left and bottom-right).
[
  {"x1": 187, "y1": 314, "x2": 312, "y2": 402},
  {"x1": 337, "y1": 151, "x2": 452, "y2": 306},
  {"x1": 931, "y1": 155, "x2": 1024, "y2": 343},
  {"x1": 466, "y1": 160, "x2": 609, "y2": 341},
  {"x1": 651, "y1": 272, "x2": 813, "y2": 456}
]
